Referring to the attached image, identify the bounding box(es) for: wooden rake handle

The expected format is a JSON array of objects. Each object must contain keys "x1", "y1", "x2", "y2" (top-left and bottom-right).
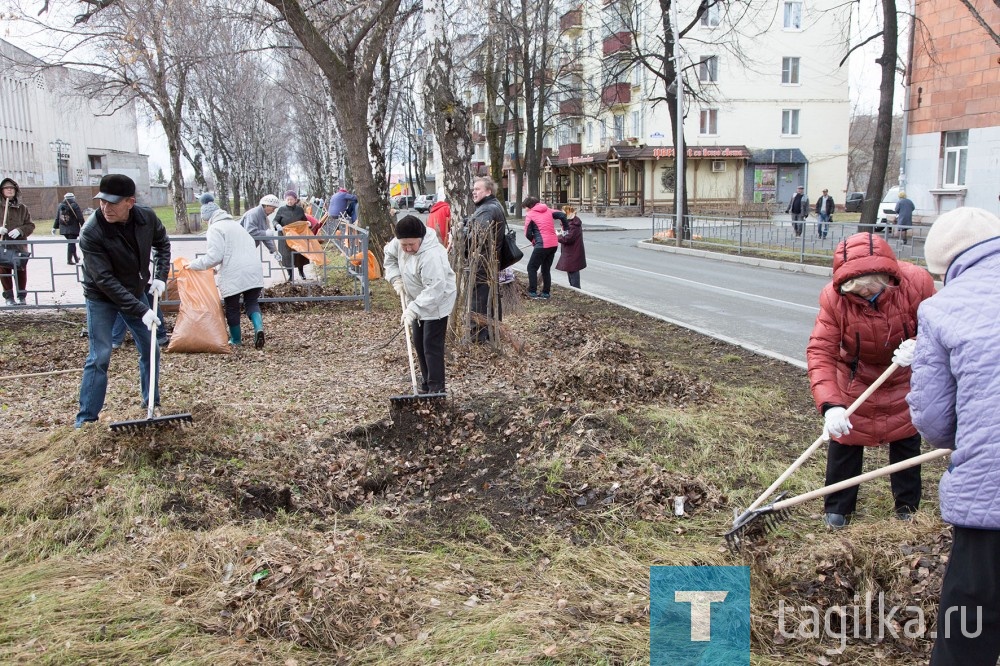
[
  {"x1": 742, "y1": 362, "x2": 902, "y2": 516},
  {"x1": 772, "y1": 447, "x2": 951, "y2": 512}
]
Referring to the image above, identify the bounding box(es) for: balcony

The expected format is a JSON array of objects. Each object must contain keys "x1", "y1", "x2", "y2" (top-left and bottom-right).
[
  {"x1": 603, "y1": 32, "x2": 631, "y2": 57},
  {"x1": 558, "y1": 55, "x2": 583, "y2": 74},
  {"x1": 558, "y1": 143, "x2": 582, "y2": 159},
  {"x1": 472, "y1": 131, "x2": 486, "y2": 143},
  {"x1": 560, "y1": 97, "x2": 584, "y2": 116},
  {"x1": 560, "y1": 8, "x2": 583, "y2": 32},
  {"x1": 601, "y1": 82, "x2": 631, "y2": 106},
  {"x1": 506, "y1": 118, "x2": 525, "y2": 133},
  {"x1": 472, "y1": 101, "x2": 485, "y2": 115}
]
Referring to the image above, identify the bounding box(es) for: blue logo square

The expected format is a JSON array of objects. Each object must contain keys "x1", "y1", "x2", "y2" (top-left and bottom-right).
[{"x1": 650, "y1": 566, "x2": 750, "y2": 665}]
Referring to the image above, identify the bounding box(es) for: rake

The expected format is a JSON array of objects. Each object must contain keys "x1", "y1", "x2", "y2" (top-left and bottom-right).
[
  {"x1": 724, "y1": 447, "x2": 951, "y2": 551},
  {"x1": 731, "y1": 361, "x2": 902, "y2": 531},
  {"x1": 109, "y1": 292, "x2": 193, "y2": 433},
  {"x1": 389, "y1": 292, "x2": 447, "y2": 414}
]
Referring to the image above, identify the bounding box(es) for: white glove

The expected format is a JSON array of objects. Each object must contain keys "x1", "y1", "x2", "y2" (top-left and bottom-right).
[
  {"x1": 272, "y1": 252, "x2": 283, "y2": 264},
  {"x1": 0, "y1": 226, "x2": 7, "y2": 235},
  {"x1": 148, "y1": 279, "x2": 165, "y2": 297},
  {"x1": 823, "y1": 407, "x2": 853, "y2": 441},
  {"x1": 7, "y1": 228, "x2": 19, "y2": 239},
  {"x1": 265, "y1": 227, "x2": 277, "y2": 237},
  {"x1": 51, "y1": 228, "x2": 59, "y2": 235},
  {"x1": 892, "y1": 338, "x2": 916, "y2": 368},
  {"x1": 401, "y1": 308, "x2": 418, "y2": 328},
  {"x1": 141, "y1": 309, "x2": 161, "y2": 331},
  {"x1": 391, "y1": 278, "x2": 405, "y2": 297}
]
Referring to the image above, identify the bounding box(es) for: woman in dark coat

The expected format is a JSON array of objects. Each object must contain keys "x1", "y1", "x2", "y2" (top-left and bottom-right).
[
  {"x1": 272, "y1": 190, "x2": 309, "y2": 280},
  {"x1": 53, "y1": 192, "x2": 84, "y2": 264},
  {"x1": 555, "y1": 205, "x2": 586, "y2": 288}
]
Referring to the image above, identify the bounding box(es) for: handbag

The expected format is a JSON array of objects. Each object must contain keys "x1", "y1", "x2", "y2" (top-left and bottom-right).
[
  {"x1": 0, "y1": 244, "x2": 19, "y2": 268},
  {"x1": 498, "y1": 224, "x2": 523, "y2": 269}
]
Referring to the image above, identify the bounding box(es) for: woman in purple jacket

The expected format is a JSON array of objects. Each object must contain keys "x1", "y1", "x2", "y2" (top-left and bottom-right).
[
  {"x1": 555, "y1": 205, "x2": 586, "y2": 288},
  {"x1": 906, "y1": 207, "x2": 1000, "y2": 666}
]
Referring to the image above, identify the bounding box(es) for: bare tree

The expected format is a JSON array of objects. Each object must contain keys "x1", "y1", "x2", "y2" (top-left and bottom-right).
[{"x1": 848, "y1": 111, "x2": 902, "y2": 194}]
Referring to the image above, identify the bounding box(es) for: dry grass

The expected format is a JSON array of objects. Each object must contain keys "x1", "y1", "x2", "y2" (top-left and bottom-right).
[{"x1": 0, "y1": 283, "x2": 952, "y2": 664}]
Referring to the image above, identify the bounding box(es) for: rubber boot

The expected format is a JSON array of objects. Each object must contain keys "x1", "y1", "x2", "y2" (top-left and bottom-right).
[
  {"x1": 228, "y1": 324, "x2": 242, "y2": 345},
  {"x1": 250, "y1": 312, "x2": 265, "y2": 349}
]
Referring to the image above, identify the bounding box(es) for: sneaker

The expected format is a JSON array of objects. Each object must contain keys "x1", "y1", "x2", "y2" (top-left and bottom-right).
[
  {"x1": 112, "y1": 342, "x2": 122, "y2": 350},
  {"x1": 895, "y1": 508, "x2": 914, "y2": 521},
  {"x1": 17, "y1": 299, "x2": 27, "y2": 306},
  {"x1": 528, "y1": 291, "x2": 541, "y2": 299},
  {"x1": 3, "y1": 298, "x2": 14, "y2": 307},
  {"x1": 157, "y1": 335, "x2": 170, "y2": 347},
  {"x1": 540, "y1": 293, "x2": 550, "y2": 299},
  {"x1": 824, "y1": 513, "x2": 848, "y2": 529},
  {"x1": 254, "y1": 329, "x2": 265, "y2": 349}
]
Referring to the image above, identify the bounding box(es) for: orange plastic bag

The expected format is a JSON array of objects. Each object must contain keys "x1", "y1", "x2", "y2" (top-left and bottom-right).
[
  {"x1": 166, "y1": 257, "x2": 230, "y2": 354},
  {"x1": 350, "y1": 250, "x2": 382, "y2": 279},
  {"x1": 282, "y1": 220, "x2": 327, "y2": 266}
]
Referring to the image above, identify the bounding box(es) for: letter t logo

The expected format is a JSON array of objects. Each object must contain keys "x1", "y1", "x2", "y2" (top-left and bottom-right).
[{"x1": 675, "y1": 591, "x2": 728, "y2": 641}]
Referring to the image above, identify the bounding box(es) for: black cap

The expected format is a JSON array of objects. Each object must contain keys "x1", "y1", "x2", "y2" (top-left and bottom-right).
[
  {"x1": 394, "y1": 215, "x2": 426, "y2": 239},
  {"x1": 94, "y1": 174, "x2": 136, "y2": 204}
]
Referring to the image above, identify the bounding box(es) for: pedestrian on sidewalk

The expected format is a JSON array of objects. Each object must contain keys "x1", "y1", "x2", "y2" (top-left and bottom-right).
[
  {"x1": 786, "y1": 185, "x2": 807, "y2": 237},
  {"x1": 806, "y1": 232, "x2": 935, "y2": 529},
  {"x1": 815, "y1": 189, "x2": 835, "y2": 240},
  {"x1": 906, "y1": 207, "x2": 1000, "y2": 666},
  {"x1": 522, "y1": 196, "x2": 559, "y2": 299},
  {"x1": 894, "y1": 191, "x2": 915, "y2": 245},
  {"x1": 188, "y1": 206, "x2": 267, "y2": 348},
  {"x1": 53, "y1": 193, "x2": 83, "y2": 264},
  {"x1": 555, "y1": 205, "x2": 586, "y2": 288},
  {"x1": 1, "y1": 177, "x2": 35, "y2": 306}
]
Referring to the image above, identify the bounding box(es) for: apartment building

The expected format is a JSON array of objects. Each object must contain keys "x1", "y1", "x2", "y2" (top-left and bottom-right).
[
  {"x1": 469, "y1": 0, "x2": 850, "y2": 215},
  {"x1": 904, "y1": 0, "x2": 1000, "y2": 217},
  {"x1": 0, "y1": 38, "x2": 150, "y2": 201}
]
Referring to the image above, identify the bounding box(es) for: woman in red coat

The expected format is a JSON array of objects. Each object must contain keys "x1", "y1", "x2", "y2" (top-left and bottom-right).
[
  {"x1": 555, "y1": 205, "x2": 586, "y2": 288},
  {"x1": 806, "y1": 232, "x2": 935, "y2": 528},
  {"x1": 426, "y1": 200, "x2": 451, "y2": 249}
]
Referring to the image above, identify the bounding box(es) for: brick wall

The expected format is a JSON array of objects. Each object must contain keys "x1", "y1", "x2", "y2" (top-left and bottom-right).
[{"x1": 909, "y1": 0, "x2": 1000, "y2": 135}]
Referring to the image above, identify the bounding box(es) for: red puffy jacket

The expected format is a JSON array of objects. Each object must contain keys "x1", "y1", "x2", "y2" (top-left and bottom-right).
[
  {"x1": 806, "y1": 233, "x2": 936, "y2": 446},
  {"x1": 426, "y1": 200, "x2": 451, "y2": 249}
]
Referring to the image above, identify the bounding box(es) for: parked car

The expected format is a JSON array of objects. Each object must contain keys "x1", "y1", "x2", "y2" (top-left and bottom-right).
[
  {"x1": 844, "y1": 192, "x2": 865, "y2": 212},
  {"x1": 414, "y1": 194, "x2": 437, "y2": 213},
  {"x1": 392, "y1": 195, "x2": 414, "y2": 209}
]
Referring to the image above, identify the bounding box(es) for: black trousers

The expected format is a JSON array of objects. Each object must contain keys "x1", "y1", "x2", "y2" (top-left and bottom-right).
[
  {"x1": 65, "y1": 233, "x2": 80, "y2": 262},
  {"x1": 223, "y1": 287, "x2": 262, "y2": 327},
  {"x1": 823, "y1": 434, "x2": 922, "y2": 516},
  {"x1": 412, "y1": 316, "x2": 448, "y2": 393},
  {"x1": 470, "y1": 281, "x2": 502, "y2": 343},
  {"x1": 526, "y1": 246, "x2": 557, "y2": 294},
  {"x1": 931, "y1": 526, "x2": 1000, "y2": 666},
  {"x1": 567, "y1": 271, "x2": 581, "y2": 288}
]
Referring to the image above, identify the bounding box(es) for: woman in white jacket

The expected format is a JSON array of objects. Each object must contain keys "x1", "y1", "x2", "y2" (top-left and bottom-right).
[
  {"x1": 384, "y1": 215, "x2": 457, "y2": 394},
  {"x1": 189, "y1": 208, "x2": 267, "y2": 348}
]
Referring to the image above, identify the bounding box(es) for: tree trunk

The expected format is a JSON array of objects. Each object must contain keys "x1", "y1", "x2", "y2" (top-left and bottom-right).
[
  {"x1": 167, "y1": 123, "x2": 189, "y2": 234},
  {"x1": 860, "y1": 0, "x2": 898, "y2": 230}
]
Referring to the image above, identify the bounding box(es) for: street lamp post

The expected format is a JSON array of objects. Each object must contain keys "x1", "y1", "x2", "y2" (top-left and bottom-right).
[{"x1": 48, "y1": 139, "x2": 72, "y2": 187}]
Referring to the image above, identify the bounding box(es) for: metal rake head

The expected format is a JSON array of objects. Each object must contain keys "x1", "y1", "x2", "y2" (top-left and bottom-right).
[
  {"x1": 724, "y1": 495, "x2": 793, "y2": 553},
  {"x1": 109, "y1": 412, "x2": 193, "y2": 434}
]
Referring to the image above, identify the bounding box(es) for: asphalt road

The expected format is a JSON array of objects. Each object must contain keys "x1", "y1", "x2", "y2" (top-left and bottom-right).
[{"x1": 516, "y1": 229, "x2": 829, "y2": 368}]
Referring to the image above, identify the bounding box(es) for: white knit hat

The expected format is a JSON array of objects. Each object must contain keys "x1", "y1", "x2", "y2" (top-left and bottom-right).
[
  {"x1": 924, "y1": 207, "x2": 1000, "y2": 275},
  {"x1": 259, "y1": 194, "x2": 281, "y2": 207}
]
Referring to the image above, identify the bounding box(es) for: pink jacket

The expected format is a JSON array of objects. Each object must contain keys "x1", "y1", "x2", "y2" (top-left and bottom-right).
[{"x1": 524, "y1": 203, "x2": 559, "y2": 249}]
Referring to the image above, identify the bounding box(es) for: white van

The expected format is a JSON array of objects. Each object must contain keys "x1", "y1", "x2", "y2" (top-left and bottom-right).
[{"x1": 877, "y1": 186, "x2": 900, "y2": 231}]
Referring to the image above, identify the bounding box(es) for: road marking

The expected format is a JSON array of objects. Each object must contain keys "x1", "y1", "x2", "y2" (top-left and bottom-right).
[{"x1": 588, "y1": 258, "x2": 820, "y2": 312}]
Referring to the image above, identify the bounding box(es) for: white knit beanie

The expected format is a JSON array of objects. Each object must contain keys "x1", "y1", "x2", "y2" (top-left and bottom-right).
[{"x1": 924, "y1": 207, "x2": 1000, "y2": 275}]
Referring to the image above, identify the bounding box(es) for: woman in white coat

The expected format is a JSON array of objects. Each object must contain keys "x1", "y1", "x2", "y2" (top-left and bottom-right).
[
  {"x1": 384, "y1": 215, "x2": 457, "y2": 393},
  {"x1": 189, "y1": 207, "x2": 267, "y2": 348}
]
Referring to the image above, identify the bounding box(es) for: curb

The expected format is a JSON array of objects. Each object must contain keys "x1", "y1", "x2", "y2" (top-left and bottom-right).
[{"x1": 637, "y1": 240, "x2": 833, "y2": 278}]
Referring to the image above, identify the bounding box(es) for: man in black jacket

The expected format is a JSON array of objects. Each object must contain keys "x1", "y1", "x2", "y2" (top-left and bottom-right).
[
  {"x1": 786, "y1": 185, "x2": 807, "y2": 237},
  {"x1": 75, "y1": 174, "x2": 171, "y2": 428},
  {"x1": 466, "y1": 176, "x2": 508, "y2": 343}
]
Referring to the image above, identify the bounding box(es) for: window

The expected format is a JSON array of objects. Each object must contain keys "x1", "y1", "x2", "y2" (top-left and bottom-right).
[
  {"x1": 632, "y1": 63, "x2": 642, "y2": 88},
  {"x1": 783, "y1": 1, "x2": 802, "y2": 29},
  {"x1": 587, "y1": 122, "x2": 593, "y2": 144},
  {"x1": 631, "y1": 110, "x2": 641, "y2": 138},
  {"x1": 700, "y1": 109, "x2": 719, "y2": 135},
  {"x1": 600, "y1": 119, "x2": 607, "y2": 141},
  {"x1": 613, "y1": 114, "x2": 625, "y2": 142},
  {"x1": 701, "y1": 3, "x2": 721, "y2": 27},
  {"x1": 699, "y1": 56, "x2": 718, "y2": 83},
  {"x1": 88, "y1": 154, "x2": 104, "y2": 170},
  {"x1": 943, "y1": 130, "x2": 968, "y2": 186},
  {"x1": 781, "y1": 57, "x2": 800, "y2": 84},
  {"x1": 781, "y1": 109, "x2": 800, "y2": 135}
]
